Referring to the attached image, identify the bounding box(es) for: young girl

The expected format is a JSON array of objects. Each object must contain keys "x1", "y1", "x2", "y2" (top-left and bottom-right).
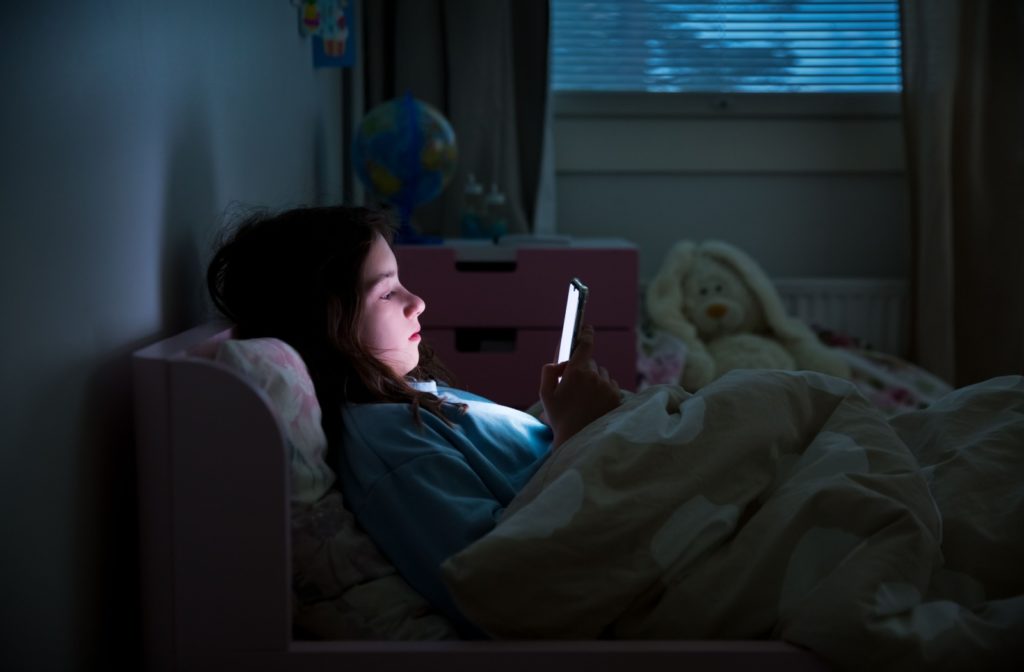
[{"x1": 207, "y1": 205, "x2": 622, "y2": 635}]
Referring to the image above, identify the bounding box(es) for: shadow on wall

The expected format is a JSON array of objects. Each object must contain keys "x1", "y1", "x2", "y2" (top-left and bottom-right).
[
  {"x1": 70, "y1": 105, "x2": 218, "y2": 668},
  {"x1": 160, "y1": 109, "x2": 219, "y2": 335},
  {"x1": 313, "y1": 113, "x2": 332, "y2": 203}
]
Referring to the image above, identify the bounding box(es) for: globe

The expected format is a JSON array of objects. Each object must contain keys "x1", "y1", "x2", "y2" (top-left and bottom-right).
[{"x1": 351, "y1": 93, "x2": 458, "y2": 241}]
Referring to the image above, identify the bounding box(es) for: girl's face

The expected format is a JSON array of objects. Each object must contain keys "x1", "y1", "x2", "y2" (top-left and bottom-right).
[{"x1": 357, "y1": 234, "x2": 426, "y2": 377}]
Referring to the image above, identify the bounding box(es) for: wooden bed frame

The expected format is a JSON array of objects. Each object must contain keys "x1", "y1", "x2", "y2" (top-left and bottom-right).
[{"x1": 132, "y1": 321, "x2": 832, "y2": 671}]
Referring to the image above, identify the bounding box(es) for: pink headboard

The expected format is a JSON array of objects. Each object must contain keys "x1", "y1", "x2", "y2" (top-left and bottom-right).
[{"x1": 133, "y1": 321, "x2": 293, "y2": 669}]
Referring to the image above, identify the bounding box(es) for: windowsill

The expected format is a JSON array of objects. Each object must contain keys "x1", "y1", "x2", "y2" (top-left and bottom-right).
[{"x1": 553, "y1": 92, "x2": 902, "y2": 120}]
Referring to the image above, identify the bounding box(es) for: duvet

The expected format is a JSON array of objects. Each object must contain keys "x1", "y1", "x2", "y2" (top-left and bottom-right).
[{"x1": 442, "y1": 370, "x2": 1024, "y2": 670}]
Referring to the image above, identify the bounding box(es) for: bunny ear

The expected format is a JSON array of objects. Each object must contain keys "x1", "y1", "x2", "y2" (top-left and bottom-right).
[
  {"x1": 646, "y1": 240, "x2": 700, "y2": 344},
  {"x1": 701, "y1": 241, "x2": 808, "y2": 341}
]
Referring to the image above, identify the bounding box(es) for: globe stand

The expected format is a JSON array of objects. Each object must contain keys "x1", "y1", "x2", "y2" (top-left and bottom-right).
[
  {"x1": 393, "y1": 208, "x2": 442, "y2": 245},
  {"x1": 394, "y1": 228, "x2": 443, "y2": 245}
]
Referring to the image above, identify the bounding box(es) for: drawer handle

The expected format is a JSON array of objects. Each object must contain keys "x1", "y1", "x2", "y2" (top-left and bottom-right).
[
  {"x1": 454, "y1": 328, "x2": 517, "y2": 352},
  {"x1": 454, "y1": 261, "x2": 517, "y2": 272}
]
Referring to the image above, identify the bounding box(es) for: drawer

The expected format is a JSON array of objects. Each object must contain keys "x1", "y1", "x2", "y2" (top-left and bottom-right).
[
  {"x1": 423, "y1": 327, "x2": 636, "y2": 409},
  {"x1": 396, "y1": 246, "x2": 638, "y2": 329}
]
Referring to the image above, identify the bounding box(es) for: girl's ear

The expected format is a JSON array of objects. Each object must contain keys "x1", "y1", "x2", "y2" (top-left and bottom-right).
[{"x1": 646, "y1": 240, "x2": 699, "y2": 343}]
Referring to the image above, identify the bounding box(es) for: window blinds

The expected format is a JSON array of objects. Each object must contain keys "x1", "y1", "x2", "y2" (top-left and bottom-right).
[{"x1": 551, "y1": 0, "x2": 902, "y2": 93}]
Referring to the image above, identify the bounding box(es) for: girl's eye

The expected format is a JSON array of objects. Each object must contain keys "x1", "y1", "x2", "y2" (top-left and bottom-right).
[
  {"x1": 699, "y1": 287, "x2": 708, "y2": 296},
  {"x1": 715, "y1": 284, "x2": 723, "y2": 292},
  {"x1": 382, "y1": 291, "x2": 394, "y2": 300}
]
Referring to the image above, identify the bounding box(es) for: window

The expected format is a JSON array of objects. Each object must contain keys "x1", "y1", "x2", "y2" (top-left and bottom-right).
[{"x1": 551, "y1": 0, "x2": 902, "y2": 94}]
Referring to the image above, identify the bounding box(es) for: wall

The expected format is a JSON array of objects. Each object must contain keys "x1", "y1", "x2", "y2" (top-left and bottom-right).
[
  {"x1": 552, "y1": 93, "x2": 910, "y2": 283},
  {"x1": 0, "y1": 2, "x2": 343, "y2": 670}
]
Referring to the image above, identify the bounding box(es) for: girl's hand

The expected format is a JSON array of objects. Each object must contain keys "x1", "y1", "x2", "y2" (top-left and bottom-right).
[{"x1": 539, "y1": 325, "x2": 622, "y2": 448}]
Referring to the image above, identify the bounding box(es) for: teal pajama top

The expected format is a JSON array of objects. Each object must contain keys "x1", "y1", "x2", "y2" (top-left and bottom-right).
[{"x1": 336, "y1": 381, "x2": 553, "y2": 636}]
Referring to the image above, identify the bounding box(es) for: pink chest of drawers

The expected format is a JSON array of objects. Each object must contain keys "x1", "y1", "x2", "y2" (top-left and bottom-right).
[{"x1": 395, "y1": 238, "x2": 638, "y2": 409}]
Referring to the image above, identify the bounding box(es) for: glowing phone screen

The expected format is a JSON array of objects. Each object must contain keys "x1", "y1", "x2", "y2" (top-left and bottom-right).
[{"x1": 557, "y1": 278, "x2": 588, "y2": 364}]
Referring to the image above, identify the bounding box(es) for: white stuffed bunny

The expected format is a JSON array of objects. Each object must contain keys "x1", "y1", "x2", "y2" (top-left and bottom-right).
[{"x1": 646, "y1": 240, "x2": 851, "y2": 391}]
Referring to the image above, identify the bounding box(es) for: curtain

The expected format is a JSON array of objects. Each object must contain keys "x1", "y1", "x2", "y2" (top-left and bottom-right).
[
  {"x1": 359, "y1": 0, "x2": 554, "y2": 237},
  {"x1": 900, "y1": 1, "x2": 1024, "y2": 385}
]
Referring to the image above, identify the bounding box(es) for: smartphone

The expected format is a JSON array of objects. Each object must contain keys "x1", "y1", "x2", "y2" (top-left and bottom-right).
[{"x1": 556, "y1": 278, "x2": 589, "y2": 364}]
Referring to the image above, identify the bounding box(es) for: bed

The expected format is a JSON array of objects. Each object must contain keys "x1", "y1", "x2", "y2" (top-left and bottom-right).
[{"x1": 133, "y1": 321, "x2": 1024, "y2": 671}]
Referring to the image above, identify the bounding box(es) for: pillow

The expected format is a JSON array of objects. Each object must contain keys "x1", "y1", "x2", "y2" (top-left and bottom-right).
[
  {"x1": 214, "y1": 337, "x2": 458, "y2": 640},
  {"x1": 216, "y1": 338, "x2": 334, "y2": 504}
]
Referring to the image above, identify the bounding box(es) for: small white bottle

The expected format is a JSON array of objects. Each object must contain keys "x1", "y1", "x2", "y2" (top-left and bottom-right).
[
  {"x1": 484, "y1": 182, "x2": 509, "y2": 240},
  {"x1": 459, "y1": 173, "x2": 485, "y2": 238}
]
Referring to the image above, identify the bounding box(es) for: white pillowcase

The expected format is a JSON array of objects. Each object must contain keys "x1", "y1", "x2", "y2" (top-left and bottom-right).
[{"x1": 215, "y1": 338, "x2": 335, "y2": 504}]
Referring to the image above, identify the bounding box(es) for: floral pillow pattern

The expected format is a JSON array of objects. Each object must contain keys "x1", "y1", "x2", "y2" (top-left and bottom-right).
[{"x1": 215, "y1": 338, "x2": 335, "y2": 504}]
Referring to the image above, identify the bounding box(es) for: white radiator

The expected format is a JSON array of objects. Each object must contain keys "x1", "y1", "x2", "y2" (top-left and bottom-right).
[{"x1": 774, "y1": 277, "x2": 909, "y2": 357}]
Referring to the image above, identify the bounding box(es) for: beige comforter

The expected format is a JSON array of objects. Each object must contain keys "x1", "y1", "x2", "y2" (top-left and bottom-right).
[{"x1": 442, "y1": 370, "x2": 1024, "y2": 670}]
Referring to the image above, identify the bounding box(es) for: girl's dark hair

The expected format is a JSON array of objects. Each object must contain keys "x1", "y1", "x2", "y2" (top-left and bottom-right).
[{"x1": 207, "y1": 205, "x2": 459, "y2": 443}]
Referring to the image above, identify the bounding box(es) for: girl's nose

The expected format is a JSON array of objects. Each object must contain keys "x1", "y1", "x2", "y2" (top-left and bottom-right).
[{"x1": 406, "y1": 292, "x2": 425, "y2": 317}]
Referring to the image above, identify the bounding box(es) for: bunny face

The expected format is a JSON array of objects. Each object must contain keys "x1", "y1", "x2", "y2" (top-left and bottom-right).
[
  {"x1": 645, "y1": 239, "x2": 852, "y2": 390},
  {"x1": 681, "y1": 255, "x2": 767, "y2": 341}
]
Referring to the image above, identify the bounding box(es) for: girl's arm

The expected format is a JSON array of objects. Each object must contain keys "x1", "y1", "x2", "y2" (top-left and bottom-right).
[{"x1": 350, "y1": 450, "x2": 503, "y2": 637}]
